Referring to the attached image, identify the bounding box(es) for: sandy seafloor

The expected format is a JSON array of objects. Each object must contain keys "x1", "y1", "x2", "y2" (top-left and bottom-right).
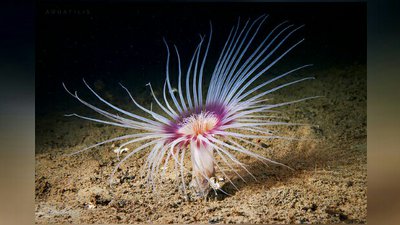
[{"x1": 35, "y1": 63, "x2": 366, "y2": 224}]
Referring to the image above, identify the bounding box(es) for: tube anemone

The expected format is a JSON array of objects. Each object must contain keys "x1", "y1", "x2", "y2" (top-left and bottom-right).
[{"x1": 64, "y1": 15, "x2": 318, "y2": 198}]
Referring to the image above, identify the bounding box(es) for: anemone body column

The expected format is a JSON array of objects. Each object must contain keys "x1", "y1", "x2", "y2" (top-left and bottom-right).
[{"x1": 189, "y1": 135, "x2": 215, "y2": 196}]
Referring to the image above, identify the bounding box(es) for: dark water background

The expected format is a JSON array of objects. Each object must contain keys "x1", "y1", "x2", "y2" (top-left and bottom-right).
[{"x1": 36, "y1": 2, "x2": 366, "y2": 117}]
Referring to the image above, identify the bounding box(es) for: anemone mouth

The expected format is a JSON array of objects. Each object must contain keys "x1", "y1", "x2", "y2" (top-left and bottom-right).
[
  {"x1": 178, "y1": 111, "x2": 219, "y2": 138},
  {"x1": 162, "y1": 102, "x2": 228, "y2": 143}
]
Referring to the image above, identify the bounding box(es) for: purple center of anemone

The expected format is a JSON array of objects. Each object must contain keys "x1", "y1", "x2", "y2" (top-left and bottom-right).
[{"x1": 162, "y1": 102, "x2": 228, "y2": 144}]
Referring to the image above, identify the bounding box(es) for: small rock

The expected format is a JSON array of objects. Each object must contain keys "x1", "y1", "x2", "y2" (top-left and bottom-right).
[
  {"x1": 77, "y1": 187, "x2": 112, "y2": 207},
  {"x1": 261, "y1": 143, "x2": 270, "y2": 148},
  {"x1": 339, "y1": 213, "x2": 348, "y2": 221},
  {"x1": 346, "y1": 180, "x2": 354, "y2": 187},
  {"x1": 209, "y1": 216, "x2": 222, "y2": 224},
  {"x1": 310, "y1": 203, "x2": 318, "y2": 211}
]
